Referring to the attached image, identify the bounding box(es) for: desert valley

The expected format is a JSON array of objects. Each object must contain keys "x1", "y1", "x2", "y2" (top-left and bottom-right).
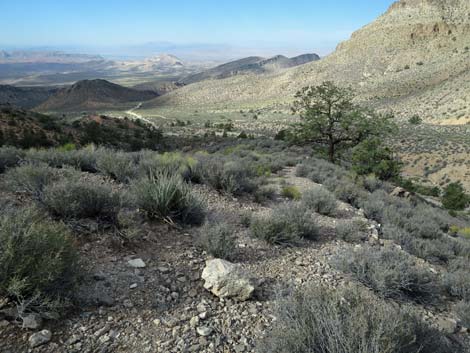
[{"x1": 0, "y1": 0, "x2": 470, "y2": 352}]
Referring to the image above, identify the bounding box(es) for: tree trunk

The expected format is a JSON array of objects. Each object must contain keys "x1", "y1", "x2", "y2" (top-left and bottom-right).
[{"x1": 328, "y1": 142, "x2": 335, "y2": 163}]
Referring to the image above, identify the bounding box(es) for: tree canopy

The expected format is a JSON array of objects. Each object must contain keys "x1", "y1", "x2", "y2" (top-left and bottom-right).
[{"x1": 289, "y1": 82, "x2": 396, "y2": 163}]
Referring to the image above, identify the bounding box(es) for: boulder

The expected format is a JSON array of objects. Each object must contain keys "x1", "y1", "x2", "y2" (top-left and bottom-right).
[
  {"x1": 127, "y1": 258, "x2": 146, "y2": 268},
  {"x1": 201, "y1": 259, "x2": 255, "y2": 301},
  {"x1": 390, "y1": 187, "x2": 412, "y2": 199},
  {"x1": 29, "y1": 330, "x2": 52, "y2": 348}
]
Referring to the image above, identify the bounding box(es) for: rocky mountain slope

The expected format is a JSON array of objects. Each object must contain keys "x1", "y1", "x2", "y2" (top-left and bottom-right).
[
  {"x1": 0, "y1": 85, "x2": 57, "y2": 109},
  {"x1": 179, "y1": 53, "x2": 320, "y2": 85},
  {"x1": 148, "y1": 0, "x2": 470, "y2": 123},
  {"x1": 36, "y1": 79, "x2": 158, "y2": 112}
]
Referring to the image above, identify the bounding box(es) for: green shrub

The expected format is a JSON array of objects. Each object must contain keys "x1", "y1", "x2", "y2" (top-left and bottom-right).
[
  {"x1": 281, "y1": 185, "x2": 301, "y2": 200},
  {"x1": 336, "y1": 218, "x2": 368, "y2": 242},
  {"x1": 197, "y1": 222, "x2": 237, "y2": 260},
  {"x1": 3, "y1": 163, "x2": 59, "y2": 199},
  {"x1": 332, "y1": 246, "x2": 440, "y2": 303},
  {"x1": 138, "y1": 151, "x2": 197, "y2": 181},
  {"x1": 96, "y1": 149, "x2": 137, "y2": 183},
  {"x1": 330, "y1": 179, "x2": 365, "y2": 207},
  {"x1": 260, "y1": 285, "x2": 457, "y2": 353},
  {"x1": 0, "y1": 146, "x2": 24, "y2": 173},
  {"x1": 251, "y1": 203, "x2": 318, "y2": 245},
  {"x1": 301, "y1": 187, "x2": 337, "y2": 216},
  {"x1": 455, "y1": 301, "x2": 470, "y2": 328},
  {"x1": 196, "y1": 155, "x2": 257, "y2": 195},
  {"x1": 0, "y1": 207, "x2": 78, "y2": 312},
  {"x1": 351, "y1": 138, "x2": 402, "y2": 181},
  {"x1": 360, "y1": 190, "x2": 387, "y2": 222},
  {"x1": 408, "y1": 115, "x2": 423, "y2": 125},
  {"x1": 131, "y1": 173, "x2": 205, "y2": 225},
  {"x1": 254, "y1": 185, "x2": 276, "y2": 204},
  {"x1": 362, "y1": 174, "x2": 383, "y2": 192},
  {"x1": 43, "y1": 180, "x2": 121, "y2": 223},
  {"x1": 443, "y1": 269, "x2": 470, "y2": 300},
  {"x1": 442, "y1": 182, "x2": 469, "y2": 211}
]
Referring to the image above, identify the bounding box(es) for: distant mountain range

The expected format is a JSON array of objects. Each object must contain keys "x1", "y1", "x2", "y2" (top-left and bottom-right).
[{"x1": 180, "y1": 53, "x2": 320, "y2": 84}]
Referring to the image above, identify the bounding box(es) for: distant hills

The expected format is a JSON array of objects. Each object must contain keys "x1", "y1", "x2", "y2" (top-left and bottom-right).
[
  {"x1": 0, "y1": 85, "x2": 57, "y2": 109},
  {"x1": 149, "y1": 0, "x2": 470, "y2": 123},
  {"x1": 180, "y1": 53, "x2": 320, "y2": 84},
  {"x1": 36, "y1": 79, "x2": 158, "y2": 112}
]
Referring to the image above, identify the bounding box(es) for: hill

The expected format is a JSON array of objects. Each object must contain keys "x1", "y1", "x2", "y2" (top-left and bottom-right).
[
  {"x1": 36, "y1": 79, "x2": 158, "y2": 112},
  {"x1": 147, "y1": 0, "x2": 470, "y2": 123},
  {"x1": 0, "y1": 85, "x2": 57, "y2": 109},
  {"x1": 0, "y1": 104, "x2": 162, "y2": 150},
  {"x1": 179, "y1": 53, "x2": 320, "y2": 85}
]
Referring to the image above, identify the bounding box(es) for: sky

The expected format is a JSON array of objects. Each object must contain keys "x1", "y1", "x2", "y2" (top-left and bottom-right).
[{"x1": 1, "y1": 0, "x2": 395, "y2": 60}]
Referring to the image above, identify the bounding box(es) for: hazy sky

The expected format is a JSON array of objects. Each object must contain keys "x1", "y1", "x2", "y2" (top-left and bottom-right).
[{"x1": 1, "y1": 0, "x2": 394, "y2": 58}]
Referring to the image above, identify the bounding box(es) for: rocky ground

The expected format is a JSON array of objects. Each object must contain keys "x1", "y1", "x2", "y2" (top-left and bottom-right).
[{"x1": 0, "y1": 167, "x2": 466, "y2": 352}]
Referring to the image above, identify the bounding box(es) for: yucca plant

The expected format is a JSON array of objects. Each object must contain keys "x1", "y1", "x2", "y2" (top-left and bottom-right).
[{"x1": 132, "y1": 172, "x2": 205, "y2": 226}]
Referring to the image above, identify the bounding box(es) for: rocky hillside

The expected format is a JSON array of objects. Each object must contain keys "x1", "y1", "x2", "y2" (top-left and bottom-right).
[
  {"x1": 36, "y1": 79, "x2": 158, "y2": 112},
  {"x1": 149, "y1": 0, "x2": 470, "y2": 123},
  {"x1": 0, "y1": 104, "x2": 162, "y2": 150},
  {"x1": 0, "y1": 85, "x2": 57, "y2": 109},
  {"x1": 179, "y1": 53, "x2": 320, "y2": 85}
]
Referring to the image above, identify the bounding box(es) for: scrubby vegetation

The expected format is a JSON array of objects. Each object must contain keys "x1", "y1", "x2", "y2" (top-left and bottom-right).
[
  {"x1": 332, "y1": 246, "x2": 441, "y2": 303},
  {"x1": 251, "y1": 203, "x2": 318, "y2": 245},
  {"x1": 0, "y1": 207, "x2": 78, "y2": 314},
  {"x1": 197, "y1": 222, "x2": 237, "y2": 260},
  {"x1": 301, "y1": 187, "x2": 336, "y2": 215},
  {"x1": 260, "y1": 285, "x2": 459, "y2": 353}
]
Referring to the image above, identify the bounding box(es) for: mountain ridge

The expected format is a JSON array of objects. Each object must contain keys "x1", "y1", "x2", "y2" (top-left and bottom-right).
[{"x1": 146, "y1": 0, "x2": 470, "y2": 123}]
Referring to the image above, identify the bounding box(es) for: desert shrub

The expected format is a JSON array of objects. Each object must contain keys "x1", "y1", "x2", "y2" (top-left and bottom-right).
[
  {"x1": 2, "y1": 163, "x2": 60, "y2": 199},
  {"x1": 443, "y1": 270, "x2": 470, "y2": 300},
  {"x1": 0, "y1": 207, "x2": 78, "y2": 312},
  {"x1": 408, "y1": 115, "x2": 423, "y2": 125},
  {"x1": 281, "y1": 185, "x2": 301, "y2": 200},
  {"x1": 304, "y1": 158, "x2": 347, "y2": 184},
  {"x1": 197, "y1": 222, "x2": 236, "y2": 260},
  {"x1": 336, "y1": 218, "x2": 368, "y2": 242},
  {"x1": 404, "y1": 206, "x2": 445, "y2": 239},
  {"x1": 382, "y1": 225, "x2": 462, "y2": 264},
  {"x1": 138, "y1": 152, "x2": 197, "y2": 181},
  {"x1": 360, "y1": 190, "x2": 388, "y2": 222},
  {"x1": 251, "y1": 203, "x2": 318, "y2": 245},
  {"x1": 254, "y1": 185, "x2": 276, "y2": 204},
  {"x1": 260, "y1": 285, "x2": 457, "y2": 353},
  {"x1": 362, "y1": 174, "x2": 383, "y2": 192},
  {"x1": 442, "y1": 182, "x2": 469, "y2": 211},
  {"x1": 131, "y1": 173, "x2": 205, "y2": 225},
  {"x1": 0, "y1": 146, "x2": 24, "y2": 173},
  {"x1": 295, "y1": 163, "x2": 310, "y2": 177},
  {"x1": 43, "y1": 180, "x2": 121, "y2": 223},
  {"x1": 64, "y1": 148, "x2": 98, "y2": 172},
  {"x1": 195, "y1": 155, "x2": 257, "y2": 195},
  {"x1": 332, "y1": 246, "x2": 440, "y2": 303},
  {"x1": 96, "y1": 149, "x2": 137, "y2": 183},
  {"x1": 330, "y1": 179, "x2": 365, "y2": 207},
  {"x1": 455, "y1": 301, "x2": 470, "y2": 328},
  {"x1": 301, "y1": 187, "x2": 337, "y2": 216}
]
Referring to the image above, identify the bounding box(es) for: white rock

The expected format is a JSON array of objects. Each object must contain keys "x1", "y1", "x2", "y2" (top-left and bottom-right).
[
  {"x1": 29, "y1": 330, "x2": 52, "y2": 348},
  {"x1": 127, "y1": 258, "x2": 146, "y2": 268},
  {"x1": 201, "y1": 259, "x2": 255, "y2": 301},
  {"x1": 196, "y1": 326, "x2": 212, "y2": 336}
]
